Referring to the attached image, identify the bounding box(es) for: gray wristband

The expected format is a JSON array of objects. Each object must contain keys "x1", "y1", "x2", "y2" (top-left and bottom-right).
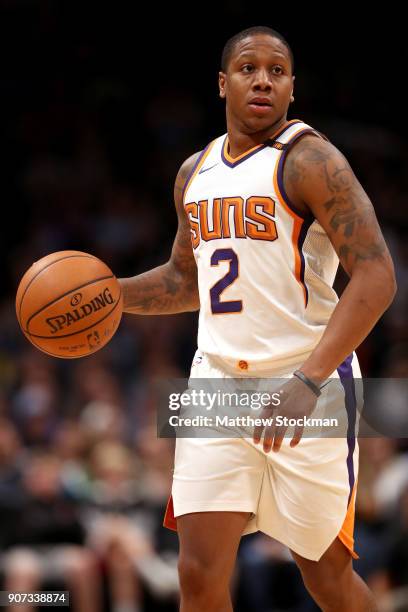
[{"x1": 293, "y1": 370, "x2": 321, "y2": 397}]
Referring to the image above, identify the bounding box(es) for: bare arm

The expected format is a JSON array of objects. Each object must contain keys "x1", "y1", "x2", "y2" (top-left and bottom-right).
[
  {"x1": 253, "y1": 136, "x2": 397, "y2": 451},
  {"x1": 284, "y1": 135, "x2": 397, "y2": 382},
  {"x1": 119, "y1": 152, "x2": 201, "y2": 314}
]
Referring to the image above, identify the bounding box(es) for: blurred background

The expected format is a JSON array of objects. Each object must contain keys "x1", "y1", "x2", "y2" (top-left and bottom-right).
[{"x1": 0, "y1": 2, "x2": 407, "y2": 611}]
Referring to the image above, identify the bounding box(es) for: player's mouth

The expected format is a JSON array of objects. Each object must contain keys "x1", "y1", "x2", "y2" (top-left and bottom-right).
[{"x1": 248, "y1": 97, "x2": 273, "y2": 114}]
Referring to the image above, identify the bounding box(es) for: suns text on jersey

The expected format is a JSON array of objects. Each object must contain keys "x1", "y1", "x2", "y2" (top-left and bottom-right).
[{"x1": 185, "y1": 196, "x2": 278, "y2": 247}]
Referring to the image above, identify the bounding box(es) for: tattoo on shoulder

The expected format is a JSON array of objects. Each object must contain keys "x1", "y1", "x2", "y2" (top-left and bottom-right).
[{"x1": 286, "y1": 136, "x2": 388, "y2": 269}]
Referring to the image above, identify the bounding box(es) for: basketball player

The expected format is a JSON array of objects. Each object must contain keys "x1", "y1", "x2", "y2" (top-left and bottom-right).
[{"x1": 119, "y1": 26, "x2": 396, "y2": 611}]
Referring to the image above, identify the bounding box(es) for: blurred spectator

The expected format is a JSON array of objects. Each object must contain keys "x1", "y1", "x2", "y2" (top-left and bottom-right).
[
  {"x1": 375, "y1": 486, "x2": 408, "y2": 612},
  {"x1": 0, "y1": 451, "x2": 102, "y2": 612},
  {"x1": 83, "y1": 438, "x2": 179, "y2": 611}
]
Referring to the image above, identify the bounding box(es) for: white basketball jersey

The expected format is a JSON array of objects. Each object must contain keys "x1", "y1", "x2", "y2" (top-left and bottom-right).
[{"x1": 183, "y1": 119, "x2": 339, "y2": 369}]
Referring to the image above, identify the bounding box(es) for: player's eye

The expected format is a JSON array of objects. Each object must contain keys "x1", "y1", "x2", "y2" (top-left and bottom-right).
[
  {"x1": 272, "y1": 66, "x2": 283, "y2": 75},
  {"x1": 241, "y1": 64, "x2": 254, "y2": 73}
]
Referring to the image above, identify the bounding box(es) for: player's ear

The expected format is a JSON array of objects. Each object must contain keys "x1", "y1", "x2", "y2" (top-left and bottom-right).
[
  {"x1": 218, "y1": 71, "x2": 226, "y2": 99},
  {"x1": 290, "y1": 75, "x2": 295, "y2": 103}
]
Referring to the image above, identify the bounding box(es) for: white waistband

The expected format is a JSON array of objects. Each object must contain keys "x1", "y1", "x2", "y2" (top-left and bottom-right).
[{"x1": 201, "y1": 350, "x2": 314, "y2": 378}]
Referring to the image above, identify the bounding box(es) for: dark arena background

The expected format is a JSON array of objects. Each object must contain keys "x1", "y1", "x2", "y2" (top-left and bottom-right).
[{"x1": 0, "y1": 3, "x2": 407, "y2": 611}]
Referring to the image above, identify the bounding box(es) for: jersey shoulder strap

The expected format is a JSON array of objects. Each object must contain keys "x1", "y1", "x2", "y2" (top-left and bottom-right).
[{"x1": 268, "y1": 119, "x2": 330, "y2": 151}]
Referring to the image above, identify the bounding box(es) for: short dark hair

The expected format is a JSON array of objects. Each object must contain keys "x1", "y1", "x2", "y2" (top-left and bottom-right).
[{"x1": 221, "y1": 26, "x2": 294, "y2": 74}]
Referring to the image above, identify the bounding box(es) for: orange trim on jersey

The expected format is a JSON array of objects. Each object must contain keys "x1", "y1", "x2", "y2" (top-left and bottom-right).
[
  {"x1": 272, "y1": 126, "x2": 314, "y2": 222},
  {"x1": 290, "y1": 216, "x2": 307, "y2": 306},
  {"x1": 183, "y1": 139, "x2": 217, "y2": 206},
  {"x1": 273, "y1": 129, "x2": 313, "y2": 307},
  {"x1": 223, "y1": 118, "x2": 302, "y2": 163},
  {"x1": 223, "y1": 139, "x2": 264, "y2": 164},
  {"x1": 163, "y1": 494, "x2": 178, "y2": 531},
  {"x1": 273, "y1": 165, "x2": 306, "y2": 304},
  {"x1": 338, "y1": 482, "x2": 359, "y2": 559}
]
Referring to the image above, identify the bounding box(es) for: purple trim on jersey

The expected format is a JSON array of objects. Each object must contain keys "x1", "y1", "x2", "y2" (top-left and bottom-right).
[
  {"x1": 276, "y1": 128, "x2": 320, "y2": 221},
  {"x1": 297, "y1": 216, "x2": 314, "y2": 307},
  {"x1": 267, "y1": 119, "x2": 304, "y2": 144},
  {"x1": 220, "y1": 120, "x2": 304, "y2": 169},
  {"x1": 221, "y1": 137, "x2": 268, "y2": 168},
  {"x1": 182, "y1": 142, "x2": 212, "y2": 204},
  {"x1": 337, "y1": 353, "x2": 356, "y2": 506}
]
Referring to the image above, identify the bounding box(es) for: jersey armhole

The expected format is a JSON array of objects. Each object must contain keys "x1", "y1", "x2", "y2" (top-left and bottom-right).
[
  {"x1": 276, "y1": 129, "x2": 325, "y2": 221},
  {"x1": 182, "y1": 141, "x2": 217, "y2": 206}
]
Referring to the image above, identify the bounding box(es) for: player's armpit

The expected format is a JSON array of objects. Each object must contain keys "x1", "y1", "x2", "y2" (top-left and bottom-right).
[{"x1": 284, "y1": 135, "x2": 396, "y2": 285}]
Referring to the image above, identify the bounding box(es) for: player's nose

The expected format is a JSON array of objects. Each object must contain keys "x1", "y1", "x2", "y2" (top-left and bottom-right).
[{"x1": 252, "y1": 68, "x2": 272, "y2": 90}]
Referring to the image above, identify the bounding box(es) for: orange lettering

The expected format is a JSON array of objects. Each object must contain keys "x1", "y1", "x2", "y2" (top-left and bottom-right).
[
  {"x1": 185, "y1": 202, "x2": 200, "y2": 248},
  {"x1": 199, "y1": 199, "x2": 222, "y2": 241},
  {"x1": 222, "y1": 197, "x2": 245, "y2": 239},
  {"x1": 245, "y1": 197, "x2": 278, "y2": 241}
]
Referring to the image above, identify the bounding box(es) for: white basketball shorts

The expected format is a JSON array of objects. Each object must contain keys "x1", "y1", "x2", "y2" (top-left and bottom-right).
[{"x1": 164, "y1": 349, "x2": 361, "y2": 561}]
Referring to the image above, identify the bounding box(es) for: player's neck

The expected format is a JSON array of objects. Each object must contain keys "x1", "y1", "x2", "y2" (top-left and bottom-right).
[{"x1": 226, "y1": 117, "x2": 289, "y2": 159}]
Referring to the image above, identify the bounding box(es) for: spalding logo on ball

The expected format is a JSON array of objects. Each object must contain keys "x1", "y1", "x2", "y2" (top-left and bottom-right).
[{"x1": 16, "y1": 250, "x2": 123, "y2": 358}]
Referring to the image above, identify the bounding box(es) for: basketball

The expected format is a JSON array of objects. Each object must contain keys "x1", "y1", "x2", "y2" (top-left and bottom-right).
[{"x1": 15, "y1": 250, "x2": 123, "y2": 358}]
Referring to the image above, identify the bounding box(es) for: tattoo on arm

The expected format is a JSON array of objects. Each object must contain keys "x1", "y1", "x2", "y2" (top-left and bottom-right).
[
  {"x1": 122, "y1": 152, "x2": 200, "y2": 314},
  {"x1": 285, "y1": 137, "x2": 389, "y2": 274}
]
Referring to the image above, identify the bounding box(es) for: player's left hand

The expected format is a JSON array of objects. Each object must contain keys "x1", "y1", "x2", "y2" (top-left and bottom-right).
[{"x1": 253, "y1": 376, "x2": 318, "y2": 453}]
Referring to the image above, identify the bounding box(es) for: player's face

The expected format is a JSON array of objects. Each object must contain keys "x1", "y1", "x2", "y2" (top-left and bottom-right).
[{"x1": 219, "y1": 34, "x2": 295, "y2": 132}]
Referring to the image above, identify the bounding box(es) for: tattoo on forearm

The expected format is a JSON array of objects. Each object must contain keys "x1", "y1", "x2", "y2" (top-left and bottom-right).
[
  {"x1": 123, "y1": 261, "x2": 198, "y2": 314},
  {"x1": 163, "y1": 273, "x2": 179, "y2": 296},
  {"x1": 123, "y1": 153, "x2": 200, "y2": 314}
]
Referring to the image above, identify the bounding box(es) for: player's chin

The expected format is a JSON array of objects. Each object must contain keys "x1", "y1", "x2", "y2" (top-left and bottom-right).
[
  {"x1": 245, "y1": 105, "x2": 276, "y2": 123},
  {"x1": 245, "y1": 111, "x2": 276, "y2": 130}
]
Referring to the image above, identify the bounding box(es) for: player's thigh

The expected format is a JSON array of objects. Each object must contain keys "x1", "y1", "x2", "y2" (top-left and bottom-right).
[
  {"x1": 290, "y1": 536, "x2": 353, "y2": 593},
  {"x1": 177, "y1": 511, "x2": 250, "y2": 579}
]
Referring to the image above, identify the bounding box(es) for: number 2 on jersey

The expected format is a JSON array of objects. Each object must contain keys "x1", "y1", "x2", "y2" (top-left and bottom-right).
[{"x1": 210, "y1": 248, "x2": 242, "y2": 314}]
